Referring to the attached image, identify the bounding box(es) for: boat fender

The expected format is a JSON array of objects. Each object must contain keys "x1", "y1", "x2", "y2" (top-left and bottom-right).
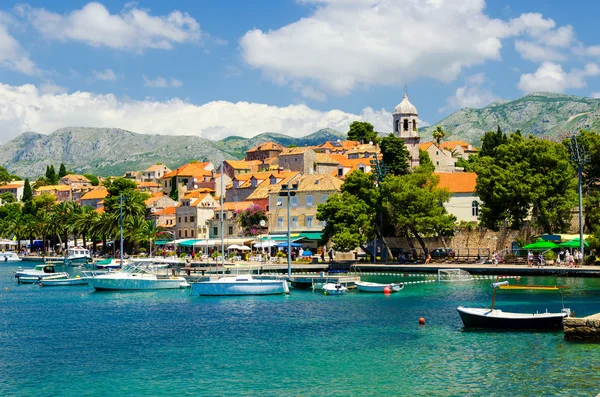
[
  {"x1": 39, "y1": 283, "x2": 42, "y2": 287},
  {"x1": 419, "y1": 317, "x2": 425, "y2": 325}
]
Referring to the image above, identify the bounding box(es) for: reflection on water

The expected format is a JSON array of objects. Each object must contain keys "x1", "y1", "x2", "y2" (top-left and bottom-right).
[{"x1": 1, "y1": 263, "x2": 600, "y2": 396}]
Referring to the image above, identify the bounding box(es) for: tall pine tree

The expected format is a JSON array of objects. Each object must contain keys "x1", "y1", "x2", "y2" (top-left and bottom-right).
[
  {"x1": 58, "y1": 163, "x2": 67, "y2": 178},
  {"x1": 21, "y1": 178, "x2": 35, "y2": 215}
]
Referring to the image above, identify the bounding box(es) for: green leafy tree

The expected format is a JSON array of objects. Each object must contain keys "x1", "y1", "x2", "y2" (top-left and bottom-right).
[
  {"x1": 418, "y1": 149, "x2": 435, "y2": 173},
  {"x1": 83, "y1": 174, "x2": 100, "y2": 186},
  {"x1": 476, "y1": 134, "x2": 577, "y2": 232},
  {"x1": 479, "y1": 126, "x2": 507, "y2": 158},
  {"x1": 58, "y1": 163, "x2": 68, "y2": 178},
  {"x1": 570, "y1": 130, "x2": 600, "y2": 233},
  {"x1": 0, "y1": 166, "x2": 20, "y2": 183},
  {"x1": 379, "y1": 133, "x2": 410, "y2": 176},
  {"x1": 382, "y1": 169, "x2": 456, "y2": 253},
  {"x1": 456, "y1": 154, "x2": 479, "y2": 172},
  {"x1": 317, "y1": 192, "x2": 376, "y2": 252},
  {"x1": 432, "y1": 126, "x2": 446, "y2": 145},
  {"x1": 0, "y1": 192, "x2": 15, "y2": 204},
  {"x1": 347, "y1": 121, "x2": 380, "y2": 145},
  {"x1": 169, "y1": 175, "x2": 178, "y2": 201},
  {"x1": 236, "y1": 205, "x2": 267, "y2": 236}
]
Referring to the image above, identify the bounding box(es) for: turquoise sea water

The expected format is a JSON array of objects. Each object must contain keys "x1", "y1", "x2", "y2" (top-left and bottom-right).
[{"x1": 1, "y1": 263, "x2": 599, "y2": 397}]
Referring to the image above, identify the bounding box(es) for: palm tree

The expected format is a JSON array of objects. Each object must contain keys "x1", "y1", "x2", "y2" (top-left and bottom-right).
[
  {"x1": 49, "y1": 201, "x2": 73, "y2": 253},
  {"x1": 433, "y1": 126, "x2": 446, "y2": 145},
  {"x1": 74, "y1": 206, "x2": 100, "y2": 250}
]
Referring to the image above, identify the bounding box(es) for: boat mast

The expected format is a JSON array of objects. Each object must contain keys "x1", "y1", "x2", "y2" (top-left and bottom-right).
[{"x1": 220, "y1": 161, "x2": 225, "y2": 274}]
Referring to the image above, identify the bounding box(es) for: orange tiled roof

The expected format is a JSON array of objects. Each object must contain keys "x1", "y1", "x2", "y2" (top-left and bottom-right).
[
  {"x1": 60, "y1": 174, "x2": 90, "y2": 183},
  {"x1": 280, "y1": 147, "x2": 314, "y2": 155},
  {"x1": 94, "y1": 207, "x2": 105, "y2": 214},
  {"x1": 215, "y1": 201, "x2": 256, "y2": 211},
  {"x1": 440, "y1": 140, "x2": 478, "y2": 152},
  {"x1": 246, "y1": 172, "x2": 301, "y2": 200},
  {"x1": 137, "y1": 181, "x2": 160, "y2": 188},
  {"x1": 435, "y1": 172, "x2": 477, "y2": 193},
  {"x1": 144, "y1": 164, "x2": 168, "y2": 173},
  {"x1": 36, "y1": 185, "x2": 73, "y2": 192},
  {"x1": 247, "y1": 142, "x2": 283, "y2": 152},
  {"x1": 162, "y1": 162, "x2": 213, "y2": 179},
  {"x1": 81, "y1": 187, "x2": 109, "y2": 200},
  {"x1": 154, "y1": 206, "x2": 177, "y2": 215},
  {"x1": 225, "y1": 159, "x2": 261, "y2": 170},
  {"x1": 0, "y1": 183, "x2": 24, "y2": 189},
  {"x1": 419, "y1": 142, "x2": 436, "y2": 151}
]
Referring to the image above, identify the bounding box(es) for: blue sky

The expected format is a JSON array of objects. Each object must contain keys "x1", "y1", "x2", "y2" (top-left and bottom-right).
[{"x1": 1, "y1": 0, "x2": 600, "y2": 143}]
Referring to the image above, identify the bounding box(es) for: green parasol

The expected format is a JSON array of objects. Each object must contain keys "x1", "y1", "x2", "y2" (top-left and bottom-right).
[
  {"x1": 558, "y1": 238, "x2": 589, "y2": 249},
  {"x1": 522, "y1": 239, "x2": 559, "y2": 250}
]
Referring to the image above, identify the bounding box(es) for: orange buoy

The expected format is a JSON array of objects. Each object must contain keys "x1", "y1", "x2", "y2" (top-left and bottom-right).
[
  {"x1": 383, "y1": 286, "x2": 391, "y2": 294},
  {"x1": 419, "y1": 317, "x2": 425, "y2": 325},
  {"x1": 4, "y1": 287, "x2": 8, "y2": 291}
]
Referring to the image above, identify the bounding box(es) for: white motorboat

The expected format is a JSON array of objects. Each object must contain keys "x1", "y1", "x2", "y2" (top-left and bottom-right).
[
  {"x1": 356, "y1": 281, "x2": 404, "y2": 293},
  {"x1": 14, "y1": 264, "x2": 70, "y2": 284},
  {"x1": 94, "y1": 258, "x2": 129, "y2": 269},
  {"x1": 87, "y1": 262, "x2": 189, "y2": 291},
  {"x1": 190, "y1": 275, "x2": 289, "y2": 296},
  {"x1": 0, "y1": 251, "x2": 21, "y2": 262},
  {"x1": 67, "y1": 247, "x2": 92, "y2": 262},
  {"x1": 457, "y1": 281, "x2": 571, "y2": 330},
  {"x1": 322, "y1": 283, "x2": 349, "y2": 295},
  {"x1": 39, "y1": 276, "x2": 89, "y2": 286}
]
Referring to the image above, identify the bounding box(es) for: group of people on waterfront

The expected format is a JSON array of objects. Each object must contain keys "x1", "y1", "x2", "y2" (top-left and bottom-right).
[{"x1": 527, "y1": 249, "x2": 584, "y2": 268}]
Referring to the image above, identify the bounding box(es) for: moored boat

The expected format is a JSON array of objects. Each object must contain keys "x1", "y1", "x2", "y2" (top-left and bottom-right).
[
  {"x1": 14, "y1": 264, "x2": 70, "y2": 284},
  {"x1": 323, "y1": 283, "x2": 349, "y2": 295},
  {"x1": 94, "y1": 258, "x2": 128, "y2": 269},
  {"x1": 67, "y1": 247, "x2": 92, "y2": 263},
  {"x1": 87, "y1": 262, "x2": 188, "y2": 291},
  {"x1": 356, "y1": 281, "x2": 404, "y2": 293},
  {"x1": 39, "y1": 276, "x2": 89, "y2": 286},
  {"x1": 457, "y1": 281, "x2": 571, "y2": 330},
  {"x1": 190, "y1": 275, "x2": 289, "y2": 296},
  {"x1": 0, "y1": 251, "x2": 21, "y2": 262}
]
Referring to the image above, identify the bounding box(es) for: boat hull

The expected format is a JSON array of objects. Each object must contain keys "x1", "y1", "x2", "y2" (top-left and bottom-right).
[
  {"x1": 88, "y1": 276, "x2": 188, "y2": 291},
  {"x1": 16, "y1": 273, "x2": 70, "y2": 284},
  {"x1": 356, "y1": 282, "x2": 404, "y2": 293},
  {"x1": 457, "y1": 307, "x2": 567, "y2": 330},
  {"x1": 40, "y1": 277, "x2": 89, "y2": 286},
  {"x1": 323, "y1": 283, "x2": 349, "y2": 295},
  {"x1": 190, "y1": 280, "x2": 288, "y2": 296}
]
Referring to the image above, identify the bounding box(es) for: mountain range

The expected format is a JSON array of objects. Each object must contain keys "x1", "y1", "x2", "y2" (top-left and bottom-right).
[
  {"x1": 1, "y1": 92, "x2": 599, "y2": 178},
  {"x1": 420, "y1": 92, "x2": 600, "y2": 145},
  {"x1": 0, "y1": 127, "x2": 345, "y2": 178}
]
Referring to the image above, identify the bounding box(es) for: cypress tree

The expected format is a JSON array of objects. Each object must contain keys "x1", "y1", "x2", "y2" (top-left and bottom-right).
[
  {"x1": 58, "y1": 163, "x2": 67, "y2": 178},
  {"x1": 169, "y1": 176, "x2": 179, "y2": 201},
  {"x1": 22, "y1": 178, "x2": 34, "y2": 215}
]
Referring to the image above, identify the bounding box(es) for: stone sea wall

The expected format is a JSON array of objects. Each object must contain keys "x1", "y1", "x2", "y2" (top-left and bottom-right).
[{"x1": 564, "y1": 314, "x2": 600, "y2": 341}]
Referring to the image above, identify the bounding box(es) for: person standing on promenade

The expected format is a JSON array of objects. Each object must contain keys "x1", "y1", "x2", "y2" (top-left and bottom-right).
[
  {"x1": 538, "y1": 252, "x2": 544, "y2": 268},
  {"x1": 492, "y1": 251, "x2": 498, "y2": 266},
  {"x1": 425, "y1": 251, "x2": 431, "y2": 264},
  {"x1": 527, "y1": 250, "x2": 534, "y2": 267}
]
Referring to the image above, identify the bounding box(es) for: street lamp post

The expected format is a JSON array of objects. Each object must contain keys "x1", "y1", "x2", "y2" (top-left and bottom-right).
[
  {"x1": 569, "y1": 135, "x2": 588, "y2": 258},
  {"x1": 370, "y1": 157, "x2": 388, "y2": 263},
  {"x1": 493, "y1": 236, "x2": 498, "y2": 255},
  {"x1": 279, "y1": 182, "x2": 298, "y2": 277}
]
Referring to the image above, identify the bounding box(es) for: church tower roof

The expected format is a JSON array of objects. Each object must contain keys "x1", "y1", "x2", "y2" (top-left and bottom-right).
[{"x1": 393, "y1": 93, "x2": 418, "y2": 115}]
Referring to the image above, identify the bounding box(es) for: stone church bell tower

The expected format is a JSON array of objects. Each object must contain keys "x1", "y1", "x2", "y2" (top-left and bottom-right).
[{"x1": 392, "y1": 93, "x2": 420, "y2": 169}]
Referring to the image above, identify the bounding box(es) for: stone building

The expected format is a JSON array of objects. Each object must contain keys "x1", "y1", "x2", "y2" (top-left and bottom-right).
[
  {"x1": 278, "y1": 147, "x2": 317, "y2": 175},
  {"x1": 393, "y1": 93, "x2": 420, "y2": 169},
  {"x1": 245, "y1": 142, "x2": 283, "y2": 162}
]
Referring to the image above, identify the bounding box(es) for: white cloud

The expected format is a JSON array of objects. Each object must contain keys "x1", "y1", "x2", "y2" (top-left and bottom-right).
[
  {"x1": 239, "y1": 1, "x2": 579, "y2": 96},
  {"x1": 515, "y1": 40, "x2": 566, "y2": 62},
  {"x1": 39, "y1": 82, "x2": 67, "y2": 95},
  {"x1": 592, "y1": 92, "x2": 600, "y2": 99},
  {"x1": 92, "y1": 69, "x2": 116, "y2": 81},
  {"x1": 22, "y1": 2, "x2": 201, "y2": 51},
  {"x1": 518, "y1": 62, "x2": 600, "y2": 93},
  {"x1": 441, "y1": 73, "x2": 500, "y2": 112},
  {"x1": 143, "y1": 76, "x2": 183, "y2": 88},
  {"x1": 0, "y1": 21, "x2": 36, "y2": 74},
  {"x1": 0, "y1": 82, "x2": 399, "y2": 143}
]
